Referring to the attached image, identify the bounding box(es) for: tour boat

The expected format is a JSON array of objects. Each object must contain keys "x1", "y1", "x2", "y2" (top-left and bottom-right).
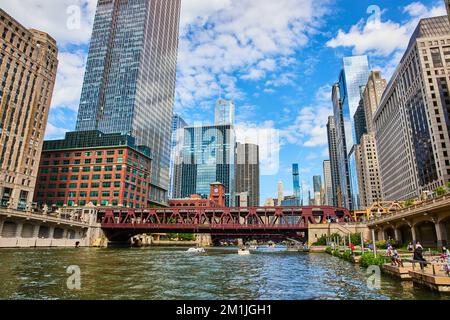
[
  {"x1": 186, "y1": 247, "x2": 206, "y2": 253},
  {"x1": 238, "y1": 248, "x2": 251, "y2": 255}
]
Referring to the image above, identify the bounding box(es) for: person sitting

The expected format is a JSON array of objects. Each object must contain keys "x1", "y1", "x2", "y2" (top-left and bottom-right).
[
  {"x1": 407, "y1": 242, "x2": 414, "y2": 252},
  {"x1": 392, "y1": 248, "x2": 403, "y2": 267}
]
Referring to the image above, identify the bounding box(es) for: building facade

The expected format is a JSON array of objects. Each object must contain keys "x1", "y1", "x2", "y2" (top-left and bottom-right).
[
  {"x1": 0, "y1": 9, "x2": 58, "y2": 211},
  {"x1": 359, "y1": 133, "x2": 383, "y2": 206},
  {"x1": 169, "y1": 114, "x2": 187, "y2": 199},
  {"x1": 327, "y1": 116, "x2": 341, "y2": 207},
  {"x1": 363, "y1": 71, "x2": 387, "y2": 133},
  {"x1": 333, "y1": 55, "x2": 370, "y2": 210},
  {"x1": 34, "y1": 131, "x2": 151, "y2": 209},
  {"x1": 323, "y1": 160, "x2": 333, "y2": 206},
  {"x1": 75, "y1": 0, "x2": 181, "y2": 205},
  {"x1": 313, "y1": 175, "x2": 322, "y2": 194},
  {"x1": 235, "y1": 142, "x2": 260, "y2": 207},
  {"x1": 354, "y1": 100, "x2": 368, "y2": 145},
  {"x1": 215, "y1": 99, "x2": 235, "y2": 126},
  {"x1": 374, "y1": 16, "x2": 450, "y2": 200},
  {"x1": 292, "y1": 163, "x2": 302, "y2": 205},
  {"x1": 177, "y1": 125, "x2": 236, "y2": 207},
  {"x1": 168, "y1": 183, "x2": 226, "y2": 208}
]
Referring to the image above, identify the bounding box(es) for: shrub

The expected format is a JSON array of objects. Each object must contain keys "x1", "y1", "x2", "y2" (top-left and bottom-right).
[
  {"x1": 359, "y1": 252, "x2": 387, "y2": 267},
  {"x1": 435, "y1": 186, "x2": 447, "y2": 196},
  {"x1": 341, "y1": 250, "x2": 353, "y2": 262},
  {"x1": 325, "y1": 247, "x2": 332, "y2": 254},
  {"x1": 375, "y1": 239, "x2": 399, "y2": 249}
]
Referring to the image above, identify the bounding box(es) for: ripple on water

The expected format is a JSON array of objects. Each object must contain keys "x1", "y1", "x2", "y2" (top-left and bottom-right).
[{"x1": 0, "y1": 248, "x2": 449, "y2": 300}]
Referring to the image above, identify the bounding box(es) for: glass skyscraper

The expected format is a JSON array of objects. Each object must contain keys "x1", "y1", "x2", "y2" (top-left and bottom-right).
[
  {"x1": 169, "y1": 114, "x2": 188, "y2": 199},
  {"x1": 75, "y1": 0, "x2": 181, "y2": 205},
  {"x1": 292, "y1": 164, "x2": 302, "y2": 205},
  {"x1": 178, "y1": 125, "x2": 236, "y2": 207},
  {"x1": 215, "y1": 99, "x2": 235, "y2": 125},
  {"x1": 333, "y1": 55, "x2": 370, "y2": 210}
]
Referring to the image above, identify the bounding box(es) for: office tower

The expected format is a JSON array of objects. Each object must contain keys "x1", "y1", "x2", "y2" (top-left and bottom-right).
[
  {"x1": 323, "y1": 160, "x2": 333, "y2": 206},
  {"x1": 359, "y1": 133, "x2": 383, "y2": 206},
  {"x1": 354, "y1": 100, "x2": 367, "y2": 145},
  {"x1": 446, "y1": 0, "x2": 450, "y2": 24},
  {"x1": 281, "y1": 195, "x2": 300, "y2": 207},
  {"x1": 236, "y1": 142, "x2": 260, "y2": 207},
  {"x1": 35, "y1": 131, "x2": 151, "y2": 208},
  {"x1": 362, "y1": 71, "x2": 387, "y2": 133},
  {"x1": 313, "y1": 175, "x2": 322, "y2": 193},
  {"x1": 215, "y1": 99, "x2": 235, "y2": 125},
  {"x1": 327, "y1": 116, "x2": 340, "y2": 207},
  {"x1": 169, "y1": 114, "x2": 187, "y2": 199},
  {"x1": 277, "y1": 180, "x2": 284, "y2": 205},
  {"x1": 0, "y1": 9, "x2": 58, "y2": 211},
  {"x1": 292, "y1": 164, "x2": 302, "y2": 205},
  {"x1": 177, "y1": 124, "x2": 235, "y2": 207},
  {"x1": 333, "y1": 55, "x2": 370, "y2": 210},
  {"x1": 264, "y1": 198, "x2": 275, "y2": 207},
  {"x1": 374, "y1": 16, "x2": 450, "y2": 200},
  {"x1": 75, "y1": 0, "x2": 181, "y2": 205}
]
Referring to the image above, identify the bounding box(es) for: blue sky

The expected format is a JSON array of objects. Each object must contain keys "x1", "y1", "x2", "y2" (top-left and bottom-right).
[{"x1": 0, "y1": 0, "x2": 446, "y2": 204}]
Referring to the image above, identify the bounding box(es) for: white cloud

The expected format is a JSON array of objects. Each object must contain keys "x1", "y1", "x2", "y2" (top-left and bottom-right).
[
  {"x1": 44, "y1": 123, "x2": 70, "y2": 140},
  {"x1": 0, "y1": 0, "x2": 97, "y2": 46},
  {"x1": 175, "y1": 0, "x2": 329, "y2": 111},
  {"x1": 51, "y1": 51, "x2": 87, "y2": 111}
]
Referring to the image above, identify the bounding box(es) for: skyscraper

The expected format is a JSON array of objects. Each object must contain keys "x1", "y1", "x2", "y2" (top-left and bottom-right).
[
  {"x1": 0, "y1": 9, "x2": 58, "y2": 211},
  {"x1": 75, "y1": 0, "x2": 181, "y2": 205},
  {"x1": 327, "y1": 116, "x2": 340, "y2": 207},
  {"x1": 323, "y1": 160, "x2": 333, "y2": 206},
  {"x1": 292, "y1": 164, "x2": 302, "y2": 205},
  {"x1": 362, "y1": 71, "x2": 387, "y2": 133},
  {"x1": 177, "y1": 124, "x2": 236, "y2": 207},
  {"x1": 374, "y1": 16, "x2": 450, "y2": 200},
  {"x1": 354, "y1": 100, "x2": 367, "y2": 145},
  {"x1": 333, "y1": 55, "x2": 370, "y2": 210},
  {"x1": 277, "y1": 180, "x2": 284, "y2": 206},
  {"x1": 169, "y1": 114, "x2": 187, "y2": 199},
  {"x1": 236, "y1": 142, "x2": 260, "y2": 207},
  {"x1": 313, "y1": 175, "x2": 322, "y2": 194},
  {"x1": 215, "y1": 99, "x2": 235, "y2": 125}
]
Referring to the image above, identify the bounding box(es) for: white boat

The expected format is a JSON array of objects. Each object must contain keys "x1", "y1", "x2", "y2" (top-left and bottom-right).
[
  {"x1": 186, "y1": 247, "x2": 206, "y2": 253},
  {"x1": 238, "y1": 248, "x2": 251, "y2": 255},
  {"x1": 250, "y1": 244, "x2": 288, "y2": 253}
]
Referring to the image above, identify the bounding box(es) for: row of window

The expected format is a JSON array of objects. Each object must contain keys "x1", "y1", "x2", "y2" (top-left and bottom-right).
[{"x1": 43, "y1": 199, "x2": 144, "y2": 209}]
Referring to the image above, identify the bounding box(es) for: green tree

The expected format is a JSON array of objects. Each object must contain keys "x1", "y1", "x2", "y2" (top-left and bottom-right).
[{"x1": 435, "y1": 186, "x2": 447, "y2": 196}]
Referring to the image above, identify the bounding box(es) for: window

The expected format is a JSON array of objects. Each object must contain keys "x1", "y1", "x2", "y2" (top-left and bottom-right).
[
  {"x1": 93, "y1": 166, "x2": 101, "y2": 172},
  {"x1": 102, "y1": 182, "x2": 111, "y2": 188},
  {"x1": 106, "y1": 158, "x2": 114, "y2": 163},
  {"x1": 84, "y1": 152, "x2": 92, "y2": 157},
  {"x1": 107, "y1": 150, "x2": 115, "y2": 155},
  {"x1": 84, "y1": 159, "x2": 91, "y2": 164},
  {"x1": 91, "y1": 182, "x2": 100, "y2": 188},
  {"x1": 95, "y1": 151, "x2": 103, "y2": 156},
  {"x1": 69, "y1": 183, "x2": 77, "y2": 188},
  {"x1": 82, "y1": 167, "x2": 90, "y2": 172},
  {"x1": 80, "y1": 183, "x2": 89, "y2": 188},
  {"x1": 81, "y1": 175, "x2": 89, "y2": 180},
  {"x1": 90, "y1": 191, "x2": 99, "y2": 197},
  {"x1": 104, "y1": 174, "x2": 112, "y2": 180},
  {"x1": 79, "y1": 192, "x2": 87, "y2": 198},
  {"x1": 105, "y1": 166, "x2": 113, "y2": 172},
  {"x1": 92, "y1": 174, "x2": 101, "y2": 180},
  {"x1": 95, "y1": 158, "x2": 102, "y2": 164},
  {"x1": 101, "y1": 191, "x2": 110, "y2": 197},
  {"x1": 72, "y1": 167, "x2": 80, "y2": 173}
]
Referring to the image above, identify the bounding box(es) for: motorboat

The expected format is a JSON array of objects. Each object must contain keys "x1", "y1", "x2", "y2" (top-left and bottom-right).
[
  {"x1": 238, "y1": 248, "x2": 251, "y2": 255},
  {"x1": 186, "y1": 247, "x2": 206, "y2": 253}
]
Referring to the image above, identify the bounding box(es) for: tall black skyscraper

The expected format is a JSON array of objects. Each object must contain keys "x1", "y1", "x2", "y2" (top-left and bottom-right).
[{"x1": 75, "y1": 0, "x2": 181, "y2": 205}]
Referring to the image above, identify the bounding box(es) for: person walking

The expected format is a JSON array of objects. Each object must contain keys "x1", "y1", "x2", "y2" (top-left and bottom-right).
[{"x1": 413, "y1": 245, "x2": 427, "y2": 271}]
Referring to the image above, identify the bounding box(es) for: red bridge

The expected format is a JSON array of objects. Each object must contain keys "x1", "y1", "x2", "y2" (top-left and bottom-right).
[{"x1": 100, "y1": 206, "x2": 353, "y2": 242}]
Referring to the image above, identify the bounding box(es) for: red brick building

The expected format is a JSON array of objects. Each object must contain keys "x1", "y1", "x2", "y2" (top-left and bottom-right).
[
  {"x1": 34, "y1": 131, "x2": 151, "y2": 209},
  {"x1": 169, "y1": 183, "x2": 226, "y2": 207}
]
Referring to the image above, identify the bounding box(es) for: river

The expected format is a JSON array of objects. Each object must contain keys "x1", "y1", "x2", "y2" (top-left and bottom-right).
[{"x1": 0, "y1": 247, "x2": 448, "y2": 300}]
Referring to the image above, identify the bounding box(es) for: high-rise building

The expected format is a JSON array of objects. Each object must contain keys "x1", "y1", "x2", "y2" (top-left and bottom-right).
[
  {"x1": 333, "y1": 55, "x2": 370, "y2": 210},
  {"x1": 446, "y1": 0, "x2": 450, "y2": 24},
  {"x1": 236, "y1": 142, "x2": 260, "y2": 207},
  {"x1": 359, "y1": 133, "x2": 383, "y2": 206},
  {"x1": 215, "y1": 99, "x2": 235, "y2": 125},
  {"x1": 374, "y1": 16, "x2": 450, "y2": 200},
  {"x1": 313, "y1": 175, "x2": 322, "y2": 194},
  {"x1": 0, "y1": 9, "x2": 58, "y2": 211},
  {"x1": 277, "y1": 180, "x2": 284, "y2": 205},
  {"x1": 354, "y1": 100, "x2": 368, "y2": 145},
  {"x1": 327, "y1": 116, "x2": 341, "y2": 207},
  {"x1": 34, "y1": 131, "x2": 151, "y2": 209},
  {"x1": 362, "y1": 71, "x2": 387, "y2": 133},
  {"x1": 323, "y1": 160, "x2": 333, "y2": 206},
  {"x1": 292, "y1": 164, "x2": 302, "y2": 205},
  {"x1": 169, "y1": 114, "x2": 187, "y2": 199},
  {"x1": 177, "y1": 124, "x2": 236, "y2": 207},
  {"x1": 75, "y1": 0, "x2": 181, "y2": 205}
]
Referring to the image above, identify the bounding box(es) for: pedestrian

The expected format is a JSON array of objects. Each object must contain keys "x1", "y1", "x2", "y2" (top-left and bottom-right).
[
  {"x1": 386, "y1": 244, "x2": 393, "y2": 257},
  {"x1": 416, "y1": 241, "x2": 423, "y2": 250},
  {"x1": 413, "y1": 245, "x2": 427, "y2": 271},
  {"x1": 407, "y1": 242, "x2": 414, "y2": 252},
  {"x1": 392, "y1": 248, "x2": 403, "y2": 267}
]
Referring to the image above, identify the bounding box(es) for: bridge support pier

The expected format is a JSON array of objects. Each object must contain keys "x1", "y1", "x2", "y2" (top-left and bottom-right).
[
  {"x1": 48, "y1": 226, "x2": 55, "y2": 240},
  {"x1": 0, "y1": 219, "x2": 4, "y2": 237},
  {"x1": 435, "y1": 222, "x2": 448, "y2": 247}
]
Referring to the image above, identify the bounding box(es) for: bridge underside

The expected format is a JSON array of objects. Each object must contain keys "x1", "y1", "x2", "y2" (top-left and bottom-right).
[{"x1": 99, "y1": 206, "x2": 353, "y2": 242}]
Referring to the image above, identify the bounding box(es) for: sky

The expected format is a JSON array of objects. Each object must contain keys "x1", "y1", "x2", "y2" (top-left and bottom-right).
[{"x1": 0, "y1": 0, "x2": 446, "y2": 204}]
